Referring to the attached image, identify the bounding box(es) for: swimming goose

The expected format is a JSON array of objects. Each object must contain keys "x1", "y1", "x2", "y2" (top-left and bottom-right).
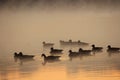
[
  {"x1": 68, "y1": 50, "x2": 80, "y2": 57},
  {"x1": 79, "y1": 48, "x2": 91, "y2": 54},
  {"x1": 50, "y1": 47, "x2": 63, "y2": 53},
  {"x1": 43, "y1": 41, "x2": 54, "y2": 46},
  {"x1": 41, "y1": 53, "x2": 61, "y2": 61},
  {"x1": 60, "y1": 40, "x2": 89, "y2": 46},
  {"x1": 14, "y1": 52, "x2": 34, "y2": 59},
  {"x1": 92, "y1": 44, "x2": 103, "y2": 51},
  {"x1": 107, "y1": 45, "x2": 120, "y2": 51}
]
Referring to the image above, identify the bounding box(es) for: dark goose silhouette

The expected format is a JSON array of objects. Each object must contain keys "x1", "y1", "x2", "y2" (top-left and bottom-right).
[
  {"x1": 68, "y1": 50, "x2": 80, "y2": 57},
  {"x1": 68, "y1": 50, "x2": 83, "y2": 61},
  {"x1": 14, "y1": 52, "x2": 34, "y2": 59},
  {"x1": 41, "y1": 53, "x2": 61, "y2": 61},
  {"x1": 79, "y1": 48, "x2": 91, "y2": 55},
  {"x1": 43, "y1": 41, "x2": 54, "y2": 47},
  {"x1": 91, "y1": 44, "x2": 103, "y2": 52},
  {"x1": 14, "y1": 54, "x2": 34, "y2": 65},
  {"x1": 107, "y1": 45, "x2": 120, "y2": 52},
  {"x1": 50, "y1": 47, "x2": 63, "y2": 53},
  {"x1": 60, "y1": 39, "x2": 89, "y2": 46}
]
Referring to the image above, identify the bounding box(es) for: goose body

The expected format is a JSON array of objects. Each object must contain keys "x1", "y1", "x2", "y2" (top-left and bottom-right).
[
  {"x1": 41, "y1": 54, "x2": 61, "y2": 61},
  {"x1": 50, "y1": 47, "x2": 63, "y2": 53},
  {"x1": 79, "y1": 48, "x2": 91, "y2": 54},
  {"x1": 14, "y1": 52, "x2": 34, "y2": 59},
  {"x1": 43, "y1": 42, "x2": 54, "y2": 47},
  {"x1": 92, "y1": 44, "x2": 103, "y2": 51},
  {"x1": 68, "y1": 50, "x2": 80, "y2": 57},
  {"x1": 107, "y1": 45, "x2": 120, "y2": 52},
  {"x1": 60, "y1": 40, "x2": 89, "y2": 45}
]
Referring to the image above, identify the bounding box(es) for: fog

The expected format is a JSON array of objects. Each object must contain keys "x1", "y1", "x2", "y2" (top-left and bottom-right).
[{"x1": 0, "y1": 0, "x2": 120, "y2": 53}]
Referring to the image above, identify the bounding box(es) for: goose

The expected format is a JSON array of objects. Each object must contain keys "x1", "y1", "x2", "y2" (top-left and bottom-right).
[
  {"x1": 14, "y1": 52, "x2": 19, "y2": 57},
  {"x1": 14, "y1": 52, "x2": 34, "y2": 59},
  {"x1": 68, "y1": 50, "x2": 80, "y2": 57},
  {"x1": 41, "y1": 54, "x2": 61, "y2": 61},
  {"x1": 60, "y1": 40, "x2": 89, "y2": 46},
  {"x1": 43, "y1": 41, "x2": 54, "y2": 46},
  {"x1": 50, "y1": 47, "x2": 63, "y2": 53},
  {"x1": 79, "y1": 48, "x2": 91, "y2": 54},
  {"x1": 107, "y1": 45, "x2": 120, "y2": 52},
  {"x1": 92, "y1": 44, "x2": 103, "y2": 51}
]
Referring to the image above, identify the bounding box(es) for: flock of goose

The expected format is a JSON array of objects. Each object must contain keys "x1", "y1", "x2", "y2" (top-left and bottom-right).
[{"x1": 14, "y1": 40, "x2": 120, "y2": 63}]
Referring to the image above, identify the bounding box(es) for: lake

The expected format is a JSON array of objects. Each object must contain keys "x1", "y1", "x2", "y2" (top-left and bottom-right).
[{"x1": 0, "y1": 0, "x2": 120, "y2": 80}]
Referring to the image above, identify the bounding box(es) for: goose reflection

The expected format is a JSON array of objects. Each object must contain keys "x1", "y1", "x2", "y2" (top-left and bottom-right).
[
  {"x1": 41, "y1": 53, "x2": 61, "y2": 65},
  {"x1": 107, "y1": 51, "x2": 120, "y2": 57}
]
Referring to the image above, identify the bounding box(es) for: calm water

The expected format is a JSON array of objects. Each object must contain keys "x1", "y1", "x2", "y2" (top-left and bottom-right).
[
  {"x1": 0, "y1": 44, "x2": 120, "y2": 80},
  {"x1": 0, "y1": 0, "x2": 120, "y2": 80}
]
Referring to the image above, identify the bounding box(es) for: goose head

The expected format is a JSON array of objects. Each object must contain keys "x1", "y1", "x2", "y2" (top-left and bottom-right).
[
  {"x1": 92, "y1": 44, "x2": 95, "y2": 48},
  {"x1": 79, "y1": 48, "x2": 83, "y2": 52},
  {"x1": 51, "y1": 47, "x2": 54, "y2": 50},
  {"x1": 69, "y1": 39, "x2": 72, "y2": 42},
  {"x1": 14, "y1": 52, "x2": 18, "y2": 56},
  {"x1": 19, "y1": 52, "x2": 23, "y2": 56},
  {"x1": 41, "y1": 54, "x2": 46, "y2": 58},
  {"x1": 78, "y1": 40, "x2": 81, "y2": 43},
  {"x1": 69, "y1": 50, "x2": 72, "y2": 53},
  {"x1": 107, "y1": 45, "x2": 111, "y2": 49},
  {"x1": 43, "y1": 41, "x2": 45, "y2": 44}
]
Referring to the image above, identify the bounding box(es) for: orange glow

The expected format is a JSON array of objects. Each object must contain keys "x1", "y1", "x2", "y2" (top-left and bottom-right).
[{"x1": 2, "y1": 66, "x2": 120, "y2": 80}]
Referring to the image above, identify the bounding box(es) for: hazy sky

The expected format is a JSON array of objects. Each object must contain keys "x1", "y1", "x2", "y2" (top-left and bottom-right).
[{"x1": 0, "y1": 0, "x2": 120, "y2": 53}]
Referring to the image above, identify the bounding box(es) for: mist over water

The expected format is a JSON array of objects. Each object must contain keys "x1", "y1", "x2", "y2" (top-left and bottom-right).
[
  {"x1": 0, "y1": 0, "x2": 120, "y2": 53},
  {"x1": 0, "y1": 1, "x2": 120, "y2": 80}
]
